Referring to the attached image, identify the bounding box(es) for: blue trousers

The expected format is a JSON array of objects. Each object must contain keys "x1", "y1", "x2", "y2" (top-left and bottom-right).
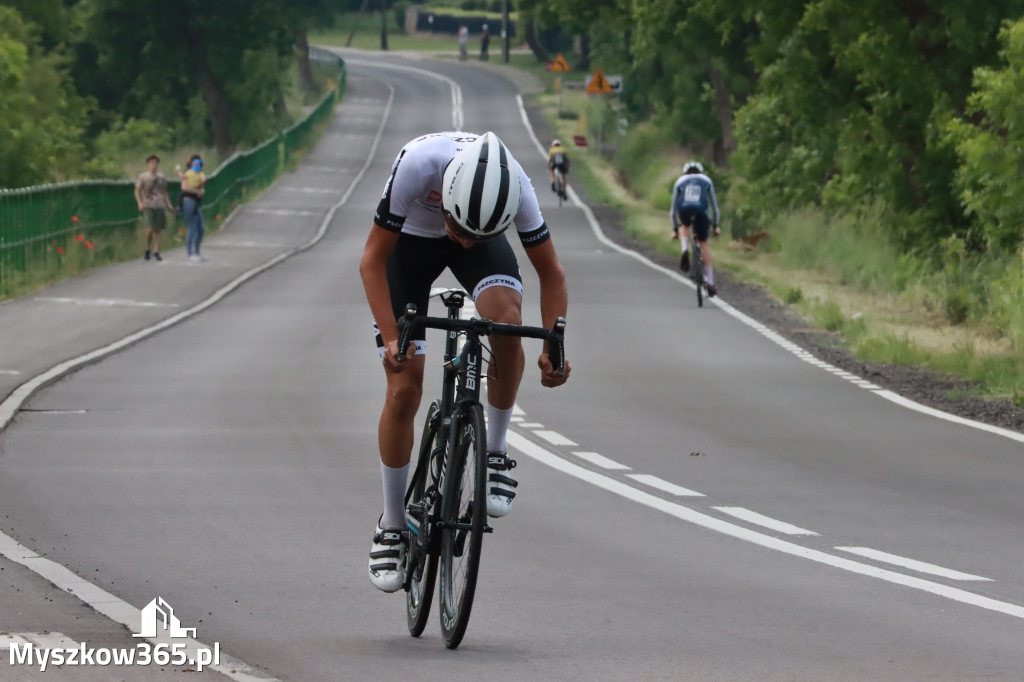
[{"x1": 183, "y1": 198, "x2": 205, "y2": 256}]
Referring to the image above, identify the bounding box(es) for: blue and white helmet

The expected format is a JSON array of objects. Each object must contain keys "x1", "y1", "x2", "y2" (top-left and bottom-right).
[
  {"x1": 442, "y1": 132, "x2": 522, "y2": 241},
  {"x1": 683, "y1": 160, "x2": 704, "y2": 174}
]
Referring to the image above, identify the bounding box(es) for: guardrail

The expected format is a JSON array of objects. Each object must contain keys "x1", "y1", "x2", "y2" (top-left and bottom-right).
[{"x1": 0, "y1": 46, "x2": 346, "y2": 298}]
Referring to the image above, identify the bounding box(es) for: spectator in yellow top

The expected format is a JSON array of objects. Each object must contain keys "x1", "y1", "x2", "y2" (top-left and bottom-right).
[
  {"x1": 134, "y1": 154, "x2": 174, "y2": 261},
  {"x1": 177, "y1": 154, "x2": 207, "y2": 263}
]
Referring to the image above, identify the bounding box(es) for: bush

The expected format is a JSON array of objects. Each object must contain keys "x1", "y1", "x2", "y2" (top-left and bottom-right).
[
  {"x1": 944, "y1": 286, "x2": 972, "y2": 325},
  {"x1": 784, "y1": 287, "x2": 803, "y2": 304},
  {"x1": 809, "y1": 299, "x2": 846, "y2": 332},
  {"x1": 92, "y1": 118, "x2": 175, "y2": 163},
  {"x1": 394, "y1": 1, "x2": 412, "y2": 29}
]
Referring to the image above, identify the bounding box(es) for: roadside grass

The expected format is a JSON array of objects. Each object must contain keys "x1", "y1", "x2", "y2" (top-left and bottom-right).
[{"x1": 528, "y1": 81, "x2": 1024, "y2": 404}]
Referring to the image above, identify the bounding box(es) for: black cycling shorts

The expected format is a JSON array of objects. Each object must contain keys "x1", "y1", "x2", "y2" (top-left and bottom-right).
[
  {"x1": 374, "y1": 233, "x2": 523, "y2": 355},
  {"x1": 675, "y1": 205, "x2": 710, "y2": 242}
]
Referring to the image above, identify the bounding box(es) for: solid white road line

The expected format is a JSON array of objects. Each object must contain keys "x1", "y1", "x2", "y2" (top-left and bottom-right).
[
  {"x1": 1, "y1": 81, "x2": 394, "y2": 433},
  {"x1": 572, "y1": 451, "x2": 632, "y2": 470},
  {"x1": 514, "y1": 94, "x2": 1024, "y2": 446},
  {"x1": 35, "y1": 297, "x2": 179, "y2": 309},
  {"x1": 0, "y1": 77, "x2": 397, "y2": 681},
  {"x1": 0, "y1": 534, "x2": 273, "y2": 681},
  {"x1": 627, "y1": 474, "x2": 704, "y2": 497},
  {"x1": 835, "y1": 547, "x2": 992, "y2": 582},
  {"x1": 343, "y1": 58, "x2": 464, "y2": 129},
  {"x1": 713, "y1": 506, "x2": 819, "y2": 535},
  {"x1": 506, "y1": 431, "x2": 1024, "y2": 620},
  {"x1": 533, "y1": 430, "x2": 578, "y2": 446}
]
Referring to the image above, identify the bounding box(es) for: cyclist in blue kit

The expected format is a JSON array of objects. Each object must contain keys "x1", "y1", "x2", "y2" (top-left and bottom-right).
[{"x1": 670, "y1": 161, "x2": 721, "y2": 297}]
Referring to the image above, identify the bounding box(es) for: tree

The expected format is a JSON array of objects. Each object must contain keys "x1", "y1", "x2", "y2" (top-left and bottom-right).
[
  {"x1": 82, "y1": 0, "x2": 296, "y2": 157},
  {"x1": 952, "y1": 17, "x2": 1024, "y2": 252},
  {"x1": 0, "y1": 7, "x2": 90, "y2": 187},
  {"x1": 731, "y1": 0, "x2": 1024, "y2": 248}
]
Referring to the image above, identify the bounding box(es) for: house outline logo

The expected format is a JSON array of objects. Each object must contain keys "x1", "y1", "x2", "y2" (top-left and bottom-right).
[{"x1": 132, "y1": 597, "x2": 197, "y2": 639}]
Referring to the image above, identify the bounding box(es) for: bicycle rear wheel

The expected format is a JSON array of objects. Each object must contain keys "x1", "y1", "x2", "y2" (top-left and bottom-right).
[
  {"x1": 438, "y1": 403, "x2": 487, "y2": 649},
  {"x1": 406, "y1": 401, "x2": 441, "y2": 637},
  {"x1": 692, "y1": 244, "x2": 704, "y2": 308}
]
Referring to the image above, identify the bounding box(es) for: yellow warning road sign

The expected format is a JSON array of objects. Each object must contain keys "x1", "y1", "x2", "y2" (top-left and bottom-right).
[
  {"x1": 550, "y1": 53, "x2": 571, "y2": 72},
  {"x1": 585, "y1": 68, "x2": 614, "y2": 95}
]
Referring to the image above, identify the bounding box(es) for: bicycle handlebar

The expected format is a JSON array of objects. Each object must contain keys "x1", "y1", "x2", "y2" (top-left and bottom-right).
[{"x1": 396, "y1": 304, "x2": 567, "y2": 375}]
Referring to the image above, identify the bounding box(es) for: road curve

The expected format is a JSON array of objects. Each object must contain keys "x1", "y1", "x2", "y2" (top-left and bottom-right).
[{"x1": 1, "y1": 53, "x2": 1022, "y2": 681}]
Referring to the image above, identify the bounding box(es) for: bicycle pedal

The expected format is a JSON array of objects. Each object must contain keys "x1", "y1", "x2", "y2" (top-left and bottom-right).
[{"x1": 483, "y1": 524, "x2": 493, "y2": 533}]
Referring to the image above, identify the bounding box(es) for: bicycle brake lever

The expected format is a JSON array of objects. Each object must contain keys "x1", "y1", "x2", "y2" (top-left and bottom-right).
[
  {"x1": 550, "y1": 317, "x2": 566, "y2": 376},
  {"x1": 397, "y1": 304, "x2": 418, "y2": 361}
]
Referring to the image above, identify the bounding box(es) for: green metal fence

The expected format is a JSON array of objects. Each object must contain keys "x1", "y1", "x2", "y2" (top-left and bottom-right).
[{"x1": 0, "y1": 48, "x2": 346, "y2": 299}]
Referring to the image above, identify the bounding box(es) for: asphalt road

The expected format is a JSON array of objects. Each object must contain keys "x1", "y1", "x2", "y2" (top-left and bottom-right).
[{"x1": 2, "y1": 53, "x2": 1023, "y2": 681}]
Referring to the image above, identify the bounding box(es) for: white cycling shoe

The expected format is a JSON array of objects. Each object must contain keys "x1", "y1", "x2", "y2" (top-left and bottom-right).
[
  {"x1": 367, "y1": 518, "x2": 408, "y2": 593},
  {"x1": 486, "y1": 452, "x2": 518, "y2": 518}
]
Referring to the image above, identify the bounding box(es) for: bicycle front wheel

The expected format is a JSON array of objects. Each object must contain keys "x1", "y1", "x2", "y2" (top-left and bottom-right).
[
  {"x1": 406, "y1": 401, "x2": 441, "y2": 637},
  {"x1": 438, "y1": 403, "x2": 487, "y2": 649}
]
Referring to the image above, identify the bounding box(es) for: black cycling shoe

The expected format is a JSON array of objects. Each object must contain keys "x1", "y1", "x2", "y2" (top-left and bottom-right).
[
  {"x1": 705, "y1": 283, "x2": 718, "y2": 298},
  {"x1": 679, "y1": 251, "x2": 690, "y2": 273}
]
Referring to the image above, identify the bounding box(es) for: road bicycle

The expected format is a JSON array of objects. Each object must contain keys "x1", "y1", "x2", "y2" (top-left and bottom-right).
[
  {"x1": 398, "y1": 290, "x2": 566, "y2": 649},
  {"x1": 553, "y1": 167, "x2": 566, "y2": 207},
  {"x1": 689, "y1": 234, "x2": 706, "y2": 308}
]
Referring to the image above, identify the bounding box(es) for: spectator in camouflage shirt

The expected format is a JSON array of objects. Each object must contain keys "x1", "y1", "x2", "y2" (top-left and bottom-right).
[{"x1": 134, "y1": 154, "x2": 174, "y2": 261}]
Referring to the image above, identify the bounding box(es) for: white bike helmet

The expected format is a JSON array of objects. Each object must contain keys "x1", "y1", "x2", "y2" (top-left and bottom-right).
[
  {"x1": 683, "y1": 160, "x2": 704, "y2": 174},
  {"x1": 442, "y1": 133, "x2": 522, "y2": 241},
  {"x1": 551, "y1": 138, "x2": 562, "y2": 147}
]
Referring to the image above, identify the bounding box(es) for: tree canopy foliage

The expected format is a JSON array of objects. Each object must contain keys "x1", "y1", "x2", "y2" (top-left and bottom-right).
[
  {"x1": 0, "y1": 0, "x2": 337, "y2": 187},
  {"x1": 521, "y1": 0, "x2": 1024, "y2": 254}
]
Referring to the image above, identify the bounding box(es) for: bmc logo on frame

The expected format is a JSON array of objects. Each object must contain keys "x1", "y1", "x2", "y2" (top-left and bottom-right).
[{"x1": 6, "y1": 596, "x2": 221, "y2": 673}]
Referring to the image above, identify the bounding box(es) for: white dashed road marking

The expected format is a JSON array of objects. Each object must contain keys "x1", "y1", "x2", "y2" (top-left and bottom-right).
[
  {"x1": 247, "y1": 208, "x2": 319, "y2": 217},
  {"x1": 627, "y1": 474, "x2": 704, "y2": 497},
  {"x1": 533, "y1": 430, "x2": 578, "y2": 446},
  {"x1": 282, "y1": 187, "x2": 337, "y2": 194},
  {"x1": 713, "y1": 507, "x2": 819, "y2": 535},
  {"x1": 506, "y1": 430, "x2": 1024, "y2": 620},
  {"x1": 517, "y1": 422, "x2": 543, "y2": 428},
  {"x1": 35, "y1": 297, "x2": 179, "y2": 309},
  {"x1": 0, "y1": 632, "x2": 78, "y2": 650},
  {"x1": 572, "y1": 451, "x2": 631, "y2": 470}
]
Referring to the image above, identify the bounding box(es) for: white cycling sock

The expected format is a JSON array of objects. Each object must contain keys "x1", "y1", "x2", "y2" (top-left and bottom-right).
[
  {"x1": 486, "y1": 404, "x2": 514, "y2": 453},
  {"x1": 705, "y1": 266, "x2": 714, "y2": 285},
  {"x1": 380, "y1": 462, "x2": 409, "y2": 529},
  {"x1": 680, "y1": 237, "x2": 689, "y2": 252}
]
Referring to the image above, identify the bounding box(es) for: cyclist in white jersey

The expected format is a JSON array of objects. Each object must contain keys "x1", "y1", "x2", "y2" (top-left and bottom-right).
[{"x1": 359, "y1": 132, "x2": 572, "y2": 592}]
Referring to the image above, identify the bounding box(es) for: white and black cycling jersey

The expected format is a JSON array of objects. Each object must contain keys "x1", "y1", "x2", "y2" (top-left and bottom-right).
[{"x1": 375, "y1": 132, "x2": 550, "y2": 247}]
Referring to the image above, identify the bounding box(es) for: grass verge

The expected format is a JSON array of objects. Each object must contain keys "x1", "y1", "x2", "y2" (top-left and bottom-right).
[{"x1": 520, "y1": 66, "x2": 1024, "y2": 405}]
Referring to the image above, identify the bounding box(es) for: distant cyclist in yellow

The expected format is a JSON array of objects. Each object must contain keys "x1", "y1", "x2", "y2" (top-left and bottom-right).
[{"x1": 547, "y1": 139, "x2": 570, "y2": 199}]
